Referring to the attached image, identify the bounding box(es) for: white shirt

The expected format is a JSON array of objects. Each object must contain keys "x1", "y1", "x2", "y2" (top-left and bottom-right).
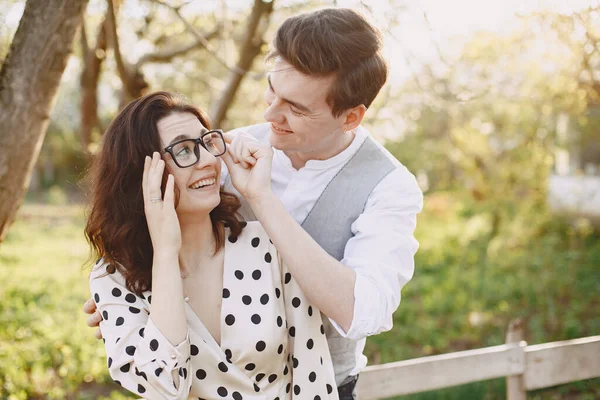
[{"x1": 222, "y1": 123, "x2": 423, "y2": 378}]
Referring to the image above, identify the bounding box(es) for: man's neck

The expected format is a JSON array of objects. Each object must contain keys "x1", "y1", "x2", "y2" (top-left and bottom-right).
[{"x1": 284, "y1": 130, "x2": 356, "y2": 170}]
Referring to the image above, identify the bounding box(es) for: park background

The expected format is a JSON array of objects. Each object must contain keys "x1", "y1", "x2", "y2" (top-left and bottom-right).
[{"x1": 0, "y1": 0, "x2": 599, "y2": 398}]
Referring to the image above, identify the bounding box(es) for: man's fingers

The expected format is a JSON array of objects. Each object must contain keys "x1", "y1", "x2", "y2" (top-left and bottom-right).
[
  {"x1": 223, "y1": 131, "x2": 236, "y2": 144},
  {"x1": 94, "y1": 328, "x2": 103, "y2": 340},
  {"x1": 221, "y1": 150, "x2": 237, "y2": 171},
  {"x1": 87, "y1": 311, "x2": 103, "y2": 328},
  {"x1": 241, "y1": 144, "x2": 255, "y2": 167},
  {"x1": 83, "y1": 298, "x2": 96, "y2": 314}
]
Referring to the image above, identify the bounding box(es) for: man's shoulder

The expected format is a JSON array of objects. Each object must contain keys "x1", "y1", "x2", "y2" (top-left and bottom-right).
[
  {"x1": 357, "y1": 127, "x2": 422, "y2": 195},
  {"x1": 358, "y1": 126, "x2": 401, "y2": 168},
  {"x1": 228, "y1": 123, "x2": 271, "y2": 143}
]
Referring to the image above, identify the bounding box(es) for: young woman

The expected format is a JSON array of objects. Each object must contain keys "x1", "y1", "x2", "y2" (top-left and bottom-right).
[{"x1": 85, "y1": 91, "x2": 337, "y2": 399}]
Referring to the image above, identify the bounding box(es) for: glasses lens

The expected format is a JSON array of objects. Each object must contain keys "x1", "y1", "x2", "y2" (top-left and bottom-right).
[
  {"x1": 202, "y1": 131, "x2": 226, "y2": 157},
  {"x1": 171, "y1": 140, "x2": 199, "y2": 167}
]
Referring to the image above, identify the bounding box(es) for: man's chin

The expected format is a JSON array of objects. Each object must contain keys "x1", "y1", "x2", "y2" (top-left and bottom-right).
[{"x1": 268, "y1": 132, "x2": 292, "y2": 151}]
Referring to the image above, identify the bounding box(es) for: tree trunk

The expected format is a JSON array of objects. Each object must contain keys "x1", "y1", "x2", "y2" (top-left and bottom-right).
[
  {"x1": 80, "y1": 16, "x2": 109, "y2": 153},
  {"x1": 0, "y1": 0, "x2": 89, "y2": 243},
  {"x1": 210, "y1": 0, "x2": 275, "y2": 127}
]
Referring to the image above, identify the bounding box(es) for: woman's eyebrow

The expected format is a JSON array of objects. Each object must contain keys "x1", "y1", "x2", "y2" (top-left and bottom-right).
[{"x1": 167, "y1": 128, "x2": 208, "y2": 145}]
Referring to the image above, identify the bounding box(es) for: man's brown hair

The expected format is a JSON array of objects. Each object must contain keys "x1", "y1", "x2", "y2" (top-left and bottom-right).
[{"x1": 266, "y1": 8, "x2": 388, "y2": 117}]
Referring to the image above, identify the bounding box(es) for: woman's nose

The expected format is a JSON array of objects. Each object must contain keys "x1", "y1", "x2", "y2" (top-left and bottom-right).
[{"x1": 195, "y1": 145, "x2": 217, "y2": 168}]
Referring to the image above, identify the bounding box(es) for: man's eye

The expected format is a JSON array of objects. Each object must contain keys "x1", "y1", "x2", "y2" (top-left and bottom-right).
[{"x1": 290, "y1": 107, "x2": 304, "y2": 116}]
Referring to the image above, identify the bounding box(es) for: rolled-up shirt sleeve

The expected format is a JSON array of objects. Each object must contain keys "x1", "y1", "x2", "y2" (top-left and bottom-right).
[
  {"x1": 90, "y1": 261, "x2": 192, "y2": 399},
  {"x1": 329, "y1": 165, "x2": 423, "y2": 341}
]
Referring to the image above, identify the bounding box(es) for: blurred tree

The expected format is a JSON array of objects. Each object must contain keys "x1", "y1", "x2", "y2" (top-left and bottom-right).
[
  {"x1": 79, "y1": 1, "x2": 118, "y2": 152},
  {"x1": 0, "y1": 0, "x2": 88, "y2": 244},
  {"x1": 382, "y1": 15, "x2": 589, "y2": 241},
  {"x1": 78, "y1": 0, "x2": 276, "y2": 151}
]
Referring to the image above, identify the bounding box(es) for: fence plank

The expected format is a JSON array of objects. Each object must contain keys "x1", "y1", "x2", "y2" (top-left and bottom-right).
[
  {"x1": 356, "y1": 343, "x2": 526, "y2": 399},
  {"x1": 524, "y1": 336, "x2": 600, "y2": 390},
  {"x1": 506, "y1": 319, "x2": 526, "y2": 400}
]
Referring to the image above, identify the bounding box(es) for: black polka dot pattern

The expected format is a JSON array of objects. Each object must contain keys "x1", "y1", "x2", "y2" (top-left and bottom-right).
[
  {"x1": 260, "y1": 294, "x2": 269, "y2": 304},
  {"x1": 90, "y1": 224, "x2": 339, "y2": 399},
  {"x1": 217, "y1": 386, "x2": 228, "y2": 397},
  {"x1": 218, "y1": 362, "x2": 228, "y2": 372}
]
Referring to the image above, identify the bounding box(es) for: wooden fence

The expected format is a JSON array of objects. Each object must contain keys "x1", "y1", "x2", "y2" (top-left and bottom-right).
[{"x1": 356, "y1": 321, "x2": 600, "y2": 399}]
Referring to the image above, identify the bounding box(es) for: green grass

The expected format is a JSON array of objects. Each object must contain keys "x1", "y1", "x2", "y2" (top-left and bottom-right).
[
  {"x1": 0, "y1": 204, "x2": 128, "y2": 399},
  {"x1": 0, "y1": 196, "x2": 598, "y2": 399}
]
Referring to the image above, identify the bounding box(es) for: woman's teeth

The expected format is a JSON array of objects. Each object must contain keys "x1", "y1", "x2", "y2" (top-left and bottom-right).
[{"x1": 190, "y1": 178, "x2": 216, "y2": 189}]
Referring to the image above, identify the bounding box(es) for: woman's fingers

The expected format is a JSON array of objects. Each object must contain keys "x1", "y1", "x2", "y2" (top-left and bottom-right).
[
  {"x1": 163, "y1": 174, "x2": 175, "y2": 205},
  {"x1": 142, "y1": 155, "x2": 151, "y2": 201},
  {"x1": 148, "y1": 152, "x2": 164, "y2": 203},
  {"x1": 94, "y1": 328, "x2": 103, "y2": 340}
]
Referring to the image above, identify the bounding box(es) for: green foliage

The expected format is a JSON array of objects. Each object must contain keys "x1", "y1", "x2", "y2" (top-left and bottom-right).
[
  {"x1": 1, "y1": 200, "x2": 598, "y2": 398},
  {"x1": 364, "y1": 192, "x2": 600, "y2": 399},
  {"x1": 0, "y1": 205, "x2": 132, "y2": 399}
]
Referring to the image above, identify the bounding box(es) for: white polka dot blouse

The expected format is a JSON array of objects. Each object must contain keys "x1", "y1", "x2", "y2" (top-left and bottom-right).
[{"x1": 90, "y1": 221, "x2": 339, "y2": 399}]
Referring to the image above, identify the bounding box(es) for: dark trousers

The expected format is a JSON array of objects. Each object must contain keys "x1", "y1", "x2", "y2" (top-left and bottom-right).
[{"x1": 337, "y1": 375, "x2": 359, "y2": 400}]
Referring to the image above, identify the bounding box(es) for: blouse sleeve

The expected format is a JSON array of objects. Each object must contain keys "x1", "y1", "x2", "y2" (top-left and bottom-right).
[
  {"x1": 278, "y1": 253, "x2": 339, "y2": 399},
  {"x1": 90, "y1": 260, "x2": 192, "y2": 399}
]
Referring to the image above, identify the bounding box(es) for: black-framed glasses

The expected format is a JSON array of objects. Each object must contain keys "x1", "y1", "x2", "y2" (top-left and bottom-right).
[{"x1": 163, "y1": 129, "x2": 226, "y2": 168}]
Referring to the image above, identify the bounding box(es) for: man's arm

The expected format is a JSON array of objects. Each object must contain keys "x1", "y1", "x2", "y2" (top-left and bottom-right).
[
  {"x1": 249, "y1": 167, "x2": 423, "y2": 338},
  {"x1": 251, "y1": 193, "x2": 357, "y2": 331}
]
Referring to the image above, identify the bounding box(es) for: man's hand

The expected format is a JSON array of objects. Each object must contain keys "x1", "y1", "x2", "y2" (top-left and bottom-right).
[
  {"x1": 222, "y1": 131, "x2": 274, "y2": 203},
  {"x1": 83, "y1": 297, "x2": 103, "y2": 339}
]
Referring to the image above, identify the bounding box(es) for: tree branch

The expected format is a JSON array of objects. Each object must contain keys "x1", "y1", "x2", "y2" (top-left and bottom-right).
[
  {"x1": 150, "y1": 0, "x2": 253, "y2": 76},
  {"x1": 135, "y1": 28, "x2": 219, "y2": 66},
  {"x1": 80, "y1": 19, "x2": 89, "y2": 63},
  {"x1": 210, "y1": 0, "x2": 275, "y2": 126},
  {"x1": 105, "y1": 0, "x2": 131, "y2": 88}
]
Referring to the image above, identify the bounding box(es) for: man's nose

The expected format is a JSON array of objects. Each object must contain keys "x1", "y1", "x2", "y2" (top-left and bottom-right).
[{"x1": 264, "y1": 99, "x2": 285, "y2": 124}]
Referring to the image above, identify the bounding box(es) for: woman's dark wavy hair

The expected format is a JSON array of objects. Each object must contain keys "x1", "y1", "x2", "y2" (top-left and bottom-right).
[{"x1": 84, "y1": 91, "x2": 244, "y2": 294}]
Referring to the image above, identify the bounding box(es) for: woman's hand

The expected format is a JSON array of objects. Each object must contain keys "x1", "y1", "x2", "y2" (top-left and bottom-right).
[
  {"x1": 142, "y1": 152, "x2": 181, "y2": 256},
  {"x1": 221, "y1": 132, "x2": 274, "y2": 203}
]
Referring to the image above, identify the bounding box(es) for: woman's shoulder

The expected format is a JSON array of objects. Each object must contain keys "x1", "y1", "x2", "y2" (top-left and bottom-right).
[{"x1": 89, "y1": 257, "x2": 127, "y2": 285}]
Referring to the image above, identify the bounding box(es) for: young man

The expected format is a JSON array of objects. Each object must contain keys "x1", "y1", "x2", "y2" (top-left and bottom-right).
[{"x1": 85, "y1": 8, "x2": 423, "y2": 399}]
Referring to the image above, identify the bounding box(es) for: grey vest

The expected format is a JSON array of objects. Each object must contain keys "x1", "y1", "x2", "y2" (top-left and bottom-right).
[{"x1": 225, "y1": 136, "x2": 395, "y2": 386}]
